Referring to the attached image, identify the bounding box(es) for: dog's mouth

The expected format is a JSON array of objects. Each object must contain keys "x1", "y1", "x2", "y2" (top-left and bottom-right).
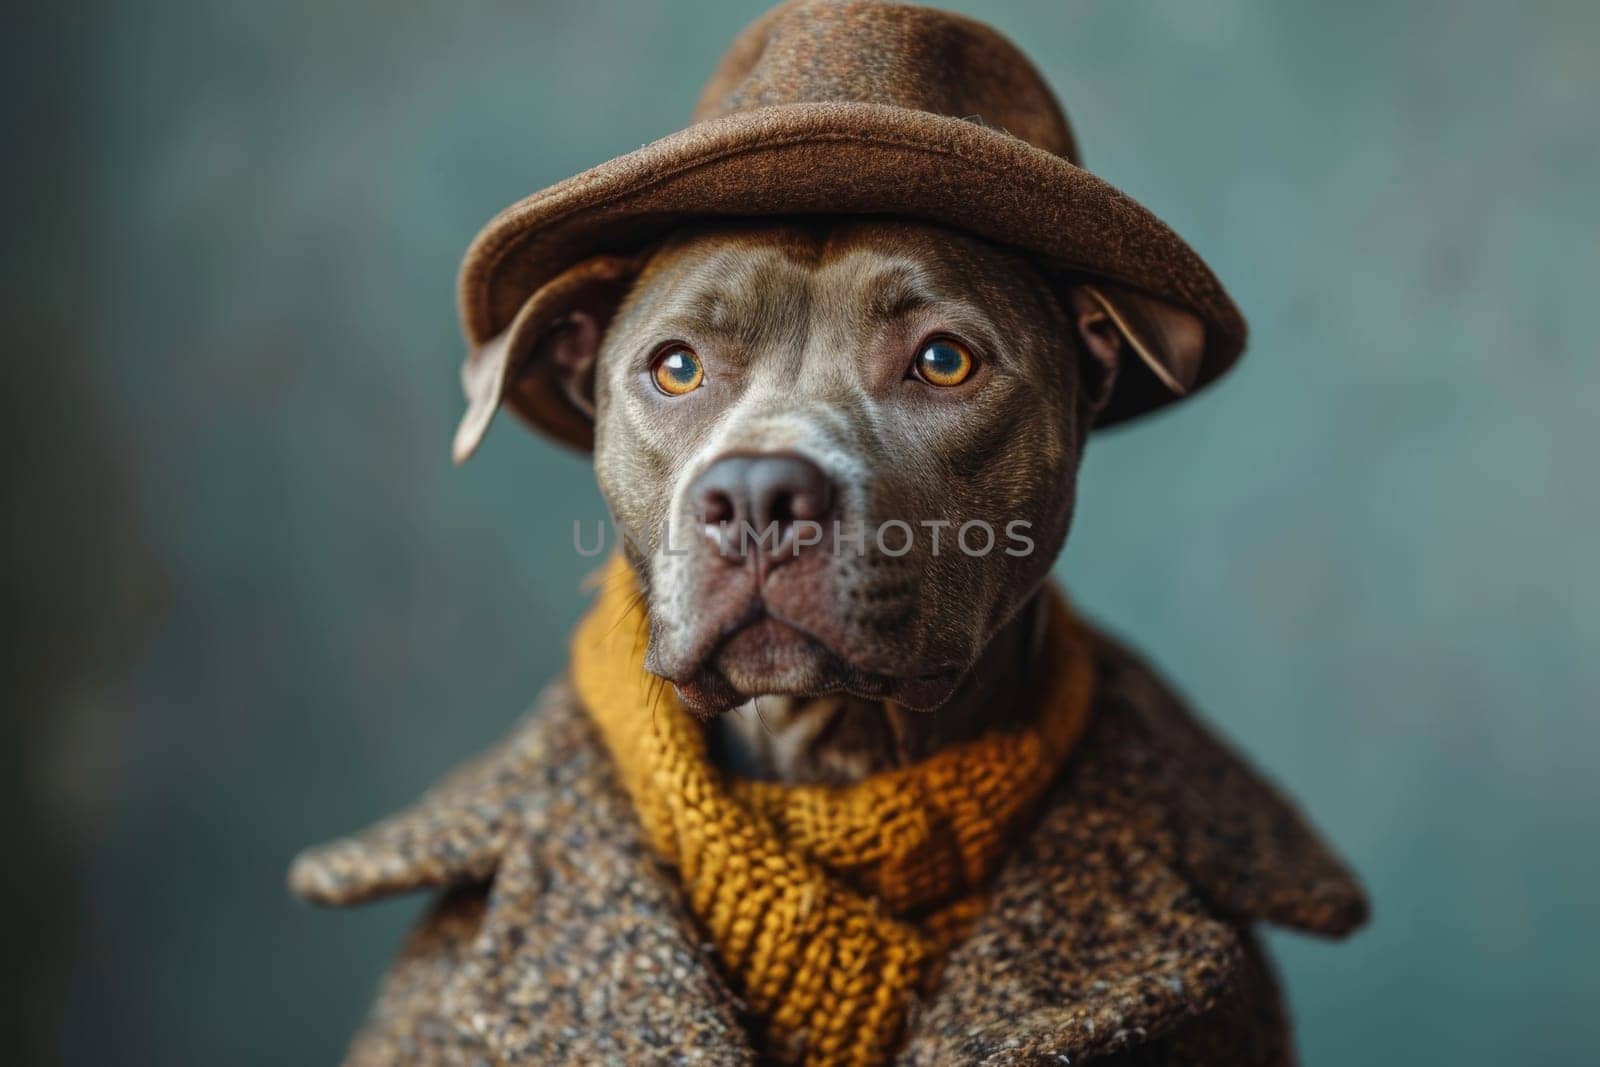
[{"x1": 660, "y1": 603, "x2": 963, "y2": 718}]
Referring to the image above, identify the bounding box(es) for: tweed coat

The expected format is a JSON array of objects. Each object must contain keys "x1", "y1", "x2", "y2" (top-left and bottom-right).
[{"x1": 291, "y1": 624, "x2": 1367, "y2": 1065}]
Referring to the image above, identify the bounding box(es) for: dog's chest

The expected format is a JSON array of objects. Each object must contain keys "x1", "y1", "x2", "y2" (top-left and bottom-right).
[{"x1": 707, "y1": 695, "x2": 907, "y2": 783}]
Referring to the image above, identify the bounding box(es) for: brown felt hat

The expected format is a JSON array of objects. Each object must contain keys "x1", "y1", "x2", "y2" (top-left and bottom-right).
[{"x1": 455, "y1": 0, "x2": 1247, "y2": 456}]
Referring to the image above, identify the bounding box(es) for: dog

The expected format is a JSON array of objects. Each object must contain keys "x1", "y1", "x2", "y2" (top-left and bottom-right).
[{"x1": 292, "y1": 3, "x2": 1366, "y2": 1064}]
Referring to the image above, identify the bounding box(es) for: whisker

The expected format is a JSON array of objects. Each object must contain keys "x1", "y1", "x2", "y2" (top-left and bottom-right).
[
  {"x1": 632, "y1": 599, "x2": 651, "y2": 658},
  {"x1": 582, "y1": 561, "x2": 635, "y2": 594},
  {"x1": 647, "y1": 673, "x2": 670, "y2": 729},
  {"x1": 601, "y1": 590, "x2": 647, "y2": 640}
]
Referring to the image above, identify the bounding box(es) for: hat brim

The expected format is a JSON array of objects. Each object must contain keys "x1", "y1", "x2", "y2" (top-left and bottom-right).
[{"x1": 459, "y1": 101, "x2": 1245, "y2": 448}]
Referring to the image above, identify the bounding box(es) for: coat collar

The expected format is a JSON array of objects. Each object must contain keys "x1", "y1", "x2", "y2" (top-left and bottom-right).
[{"x1": 291, "y1": 626, "x2": 1366, "y2": 1064}]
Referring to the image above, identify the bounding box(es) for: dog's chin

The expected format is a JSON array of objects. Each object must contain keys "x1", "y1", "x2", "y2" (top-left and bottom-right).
[
  {"x1": 667, "y1": 617, "x2": 964, "y2": 718},
  {"x1": 717, "y1": 617, "x2": 839, "y2": 696}
]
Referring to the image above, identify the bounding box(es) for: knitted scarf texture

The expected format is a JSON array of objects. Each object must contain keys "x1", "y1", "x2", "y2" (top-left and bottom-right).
[{"x1": 572, "y1": 559, "x2": 1095, "y2": 1065}]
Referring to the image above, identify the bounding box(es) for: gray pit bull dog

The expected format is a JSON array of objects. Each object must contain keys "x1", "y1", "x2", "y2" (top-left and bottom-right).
[
  {"x1": 456, "y1": 217, "x2": 1203, "y2": 783},
  {"x1": 292, "y1": 3, "x2": 1366, "y2": 1062}
]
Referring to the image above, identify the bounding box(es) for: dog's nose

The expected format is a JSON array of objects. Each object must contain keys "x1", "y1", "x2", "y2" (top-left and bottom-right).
[{"x1": 691, "y1": 452, "x2": 834, "y2": 563}]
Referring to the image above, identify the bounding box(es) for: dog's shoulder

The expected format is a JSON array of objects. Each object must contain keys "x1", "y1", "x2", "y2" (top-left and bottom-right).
[
  {"x1": 1081, "y1": 621, "x2": 1370, "y2": 937},
  {"x1": 287, "y1": 676, "x2": 598, "y2": 907}
]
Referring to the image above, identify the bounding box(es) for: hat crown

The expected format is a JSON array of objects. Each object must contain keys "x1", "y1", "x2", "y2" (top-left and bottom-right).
[{"x1": 693, "y1": 0, "x2": 1079, "y2": 163}]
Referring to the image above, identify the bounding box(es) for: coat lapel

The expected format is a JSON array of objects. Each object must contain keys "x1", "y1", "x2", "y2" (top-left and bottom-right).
[
  {"x1": 289, "y1": 682, "x2": 586, "y2": 907},
  {"x1": 1092, "y1": 633, "x2": 1369, "y2": 938},
  {"x1": 440, "y1": 743, "x2": 753, "y2": 1064},
  {"x1": 899, "y1": 627, "x2": 1366, "y2": 1064},
  {"x1": 294, "y1": 680, "x2": 755, "y2": 1064},
  {"x1": 898, "y1": 687, "x2": 1243, "y2": 1063}
]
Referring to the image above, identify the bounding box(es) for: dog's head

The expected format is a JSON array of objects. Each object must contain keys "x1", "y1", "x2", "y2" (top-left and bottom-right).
[{"x1": 460, "y1": 219, "x2": 1203, "y2": 716}]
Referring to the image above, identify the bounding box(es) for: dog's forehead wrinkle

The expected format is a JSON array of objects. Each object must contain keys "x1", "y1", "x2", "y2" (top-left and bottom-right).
[
  {"x1": 699, "y1": 252, "x2": 813, "y2": 345},
  {"x1": 844, "y1": 259, "x2": 940, "y2": 323},
  {"x1": 826, "y1": 222, "x2": 1013, "y2": 287},
  {"x1": 632, "y1": 237, "x2": 817, "y2": 360}
]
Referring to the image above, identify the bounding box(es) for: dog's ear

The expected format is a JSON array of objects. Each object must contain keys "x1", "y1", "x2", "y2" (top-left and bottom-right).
[
  {"x1": 453, "y1": 254, "x2": 641, "y2": 462},
  {"x1": 1067, "y1": 282, "x2": 1206, "y2": 413}
]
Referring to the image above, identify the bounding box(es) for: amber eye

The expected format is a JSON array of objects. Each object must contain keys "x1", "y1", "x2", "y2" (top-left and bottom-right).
[
  {"x1": 651, "y1": 345, "x2": 704, "y2": 396},
  {"x1": 912, "y1": 337, "x2": 977, "y2": 387}
]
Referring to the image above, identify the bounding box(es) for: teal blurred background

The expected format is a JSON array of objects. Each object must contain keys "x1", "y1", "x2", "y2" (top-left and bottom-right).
[{"x1": 6, "y1": 1, "x2": 1597, "y2": 1063}]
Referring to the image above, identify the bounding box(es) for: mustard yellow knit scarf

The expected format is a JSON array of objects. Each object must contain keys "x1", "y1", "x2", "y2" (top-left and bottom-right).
[{"x1": 572, "y1": 560, "x2": 1096, "y2": 1066}]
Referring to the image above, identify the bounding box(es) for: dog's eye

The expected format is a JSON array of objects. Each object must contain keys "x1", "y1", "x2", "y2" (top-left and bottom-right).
[
  {"x1": 651, "y1": 345, "x2": 704, "y2": 396},
  {"x1": 912, "y1": 337, "x2": 977, "y2": 387}
]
